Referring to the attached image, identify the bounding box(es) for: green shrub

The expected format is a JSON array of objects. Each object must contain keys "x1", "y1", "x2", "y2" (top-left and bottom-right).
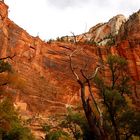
[
  {"x1": 0, "y1": 60, "x2": 11, "y2": 73},
  {"x1": 0, "y1": 98, "x2": 35, "y2": 140},
  {"x1": 45, "y1": 130, "x2": 69, "y2": 140}
]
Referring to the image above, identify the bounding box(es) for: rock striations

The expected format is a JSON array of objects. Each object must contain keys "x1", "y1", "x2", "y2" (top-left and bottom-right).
[{"x1": 0, "y1": 1, "x2": 140, "y2": 118}]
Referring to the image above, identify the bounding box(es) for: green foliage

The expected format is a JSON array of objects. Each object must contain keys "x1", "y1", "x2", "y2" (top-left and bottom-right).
[
  {"x1": 106, "y1": 38, "x2": 115, "y2": 46},
  {"x1": 60, "y1": 108, "x2": 91, "y2": 140},
  {"x1": 84, "y1": 40, "x2": 97, "y2": 45},
  {"x1": 56, "y1": 37, "x2": 64, "y2": 42},
  {"x1": 0, "y1": 60, "x2": 11, "y2": 73},
  {"x1": 42, "y1": 123, "x2": 51, "y2": 132},
  {"x1": 43, "y1": 108, "x2": 91, "y2": 140},
  {"x1": 0, "y1": 60, "x2": 12, "y2": 89},
  {"x1": 60, "y1": 112, "x2": 82, "y2": 139},
  {"x1": 0, "y1": 98, "x2": 35, "y2": 140},
  {"x1": 107, "y1": 55, "x2": 127, "y2": 72},
  {"x1": 47, "y1": 39, "x2": 55, "y2": 44},
  {"x1": 4, "y1": 125, "x2": 35, "y2": 140},
  {"x1": 46, "y1": 130, "x2": 69, "y2": 140},
  {"x1": 0, "y1": 98, "x2": 19, "y2": 128},
  {"x1": 43, "y1": 121, "x2": 70, "y2": 140},
  {"x1": 97, "y1": 34, "x2": 115, "y2": 46},
  {"x1": 119, "y1": 110, "x2": 140, "y2": 137},
  {"x1": 94, "y1": 55, "x2": 140, "y2": 139},
  {"x1": 0, "y1": 59, "x2": 35, "y2": 140}
]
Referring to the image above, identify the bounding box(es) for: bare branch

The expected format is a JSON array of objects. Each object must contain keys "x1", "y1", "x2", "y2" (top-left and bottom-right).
[
  {"x1": 0, "y1": 82, "x2": 8, "y2": 86},
  {"x1": 59, "y1": 45, "x2": 72, "y2": 50},
  {"x1": 69, "y1": 47, "x2": 84, "y2": 81},
  {"x1": 80, "y1": 69, "x2": 103, "y2": 126},
  {"x1": 71, "y1": 32, "x2": 77, "y2": 44},
  {"x1": 87, "y1": 80, "x2": 103, "y2": 126},
  {"x1": 89, "y1": 66, "x2": 100, "y2": 80},
  {"x1": 0, "y1": 54, "x2": 16, "y2": 61},
  {"x1": 69, "y1": 54, "x2": 80, "y2": 81},
  {"x1": 68, "y1": 43, "x2": 104, "y2": 138}
]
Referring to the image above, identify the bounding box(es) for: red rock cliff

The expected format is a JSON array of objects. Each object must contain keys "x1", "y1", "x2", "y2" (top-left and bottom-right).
[{"x1": 0, "y1": 2, "x2": 140, "y2": 116}]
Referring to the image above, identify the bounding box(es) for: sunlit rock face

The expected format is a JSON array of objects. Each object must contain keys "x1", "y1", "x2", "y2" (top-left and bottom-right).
[
  {"x1": 0, "y1": 2, "x2": 140, "y2": 116},
  {"x1": 0, "y1": 2, "x2": 82, "y2": 116},
  {"x1": 88, "y1": 14, "x2": 126, "y2": 42},
  {"x1": 61, "y1": 14, "x2": 126, "y2": 45}
]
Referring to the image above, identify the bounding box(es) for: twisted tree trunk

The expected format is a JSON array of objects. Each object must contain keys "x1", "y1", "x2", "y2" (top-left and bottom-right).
[{"x1": 78, "y1": 81, "x2": 104, "y2": 140}]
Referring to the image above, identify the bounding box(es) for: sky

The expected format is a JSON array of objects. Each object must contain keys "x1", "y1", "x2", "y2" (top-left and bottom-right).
[{"x1": 4, "y1": 0, "x2": 140, "y2": 40}]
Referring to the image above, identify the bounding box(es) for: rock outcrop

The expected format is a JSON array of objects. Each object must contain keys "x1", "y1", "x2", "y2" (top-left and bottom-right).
[
  {"x1": 117, "y1": 10, "x2": 140, "y2": 42},
  {"x1": 0, "y1": 1, "x2": 140, "y2": 118},
  {"x1": 61, "y1": 14, "x2": 126, "y2": 45}
]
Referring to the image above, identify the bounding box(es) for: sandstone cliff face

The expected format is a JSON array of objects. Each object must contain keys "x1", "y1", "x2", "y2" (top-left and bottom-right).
[
  {"x1": 61, "y1": 14, "x2": 126, "y2": 45},
  {"x1": 118, "y1": 10, "x2": 140, "y2": 42},
  {"x1": 116, "y1": 10, "x2": 140, "y2": 106},
  {"x1": 89, "y1": 14, "x2": 126, "y2": 42},
  {"x1": 0, "y1": 2, "x2": 82, "y2": 116},
  {"x1": 0, "y1": 1, "x2": 140, "y2": 117}
]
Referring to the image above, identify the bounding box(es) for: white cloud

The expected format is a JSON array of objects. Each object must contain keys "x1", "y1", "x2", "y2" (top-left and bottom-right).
[
  {"x1": 4, "y1": 0, "x2": 140, "y2": 40},
  {"x1": 47, "y1": 0, "x2": 90, "y2": 9}
]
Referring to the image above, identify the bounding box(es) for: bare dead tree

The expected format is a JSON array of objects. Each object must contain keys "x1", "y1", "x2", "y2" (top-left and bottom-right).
[
  {"x1": 71, "y1": 32, "x2": 89, "y2": 44},
  {"x1": 71, "y1": 32, "x2": 77, "y2": 44},
  {"x1": 69, "y1": 48, "x2": 106, "y2": 140}
]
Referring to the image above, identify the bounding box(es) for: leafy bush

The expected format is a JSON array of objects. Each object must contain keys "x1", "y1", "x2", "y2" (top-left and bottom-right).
[
  {"x1": 45, "y1": 130, "x2": 69, "y2": 140},
  {"x1": 60, "y1": 108, "x2": 91, "y2": 140},
  {"x1": 0, "y1": 98, "x2": 35, "y2": 140}
]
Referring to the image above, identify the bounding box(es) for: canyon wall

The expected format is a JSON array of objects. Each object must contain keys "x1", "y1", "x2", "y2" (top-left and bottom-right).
[{"x1": 0, "y1": 2, "x2": 140, "y2": 117}]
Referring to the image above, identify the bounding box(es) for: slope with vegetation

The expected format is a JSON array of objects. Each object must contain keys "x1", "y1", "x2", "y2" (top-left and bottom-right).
[{"x1": 0, "y1": 1, "x2": 140, "y2": 139}]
